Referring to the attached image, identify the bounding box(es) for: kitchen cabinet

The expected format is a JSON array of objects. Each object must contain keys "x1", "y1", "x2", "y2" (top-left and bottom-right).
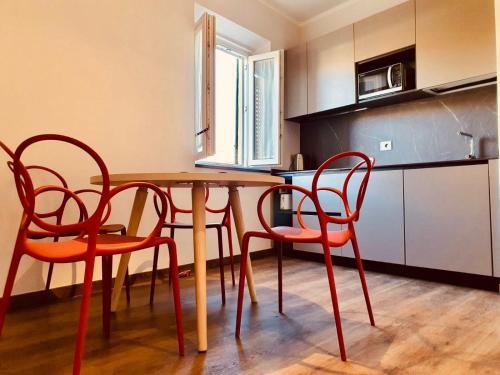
[
  {"x1": 488, "y1": 160, "x2": 500, "y2": 278},
  {"x1": 342, "y1": 170, "x2": 405, "y2": 264},
  {"x1": 291, "y1": 170, "x2": 405, "y2": 264},
  {"x1": 354, "y1": 0, "x2": 415, "y2": 62},
  {"x1": 404, "y1": 165, "x2": 492, "y2": 276},
  {"x1": 285, "y1": 43, "x2": 307, "y2": 119},
  {"x1": 416, "y1": 0, "x2": 496, "y2": 89},
  {"x1": 307, "y1": 25, "x2": 355, "y2": 113}
]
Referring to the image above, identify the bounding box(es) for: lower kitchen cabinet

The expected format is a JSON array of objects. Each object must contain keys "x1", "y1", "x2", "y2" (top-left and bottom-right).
[
  {"x1": 289, "y1": 163, "x2": 493, "y2": 276},
  {"x1": 404, "y1": 165, "x2": 492, "y2": 276},
  {"x1": 291, "y1": 170, "x2": 405, "y2": 264},
  {"x1": 342, "y1": 170, "x2": 405, "y2": 264}
]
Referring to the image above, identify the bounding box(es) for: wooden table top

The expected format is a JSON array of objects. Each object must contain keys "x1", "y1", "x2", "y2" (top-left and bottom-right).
[{"x1": 90, "y1": 171, "x2": 285, "y2": 188}]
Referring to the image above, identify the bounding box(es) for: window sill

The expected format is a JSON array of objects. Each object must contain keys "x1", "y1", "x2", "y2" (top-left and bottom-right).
[{"x1": 195, "y1": 161, "x2": 271, "y2": 173}]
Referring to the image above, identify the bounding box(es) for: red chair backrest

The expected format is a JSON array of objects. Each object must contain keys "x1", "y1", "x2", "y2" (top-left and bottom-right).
[
  {"x1": 153, "y1": 187, "x2": 229, "y2": 224},
  {"x1": 11, "y1": 134, "x2": 110, "y2": 239},
  {"x1": 311, "y1": 151, "x2": 375, "y2": 225}
]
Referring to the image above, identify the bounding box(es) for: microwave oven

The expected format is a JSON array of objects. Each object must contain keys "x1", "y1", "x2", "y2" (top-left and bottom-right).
[{"x1": 358, "y1": 63, "x2": 405, "y2": 100}]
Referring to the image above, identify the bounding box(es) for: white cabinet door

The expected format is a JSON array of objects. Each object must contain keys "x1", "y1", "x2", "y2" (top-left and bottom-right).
[
  {"x1": 285, "y1": 44, "x2": 307, "y2": 119},
  {"x1": 488, "y1": 160, "x2": 500, "y2": 277},
  {"x1": 354, "y1": 0, "x2": 415, "y2": 62},
  {"x1": 404, "y1": 165, "x2": 492, "y2": 275},
  {"x1": 292, "y1": 172, "x2": 346, "y2": 213},
  {"x1": 416, "y1": 0, "x2": 496, "y2": 89},
  {"x1": 342, "y1": 170, "x2": 405, "y2": 264},
  {"x1": 307, "y1": 25, "x2": 355, "y2": 113}
]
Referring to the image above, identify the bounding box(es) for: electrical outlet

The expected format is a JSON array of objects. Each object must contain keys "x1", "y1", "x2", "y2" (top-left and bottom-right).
[{"x1": 380, "y1": 140, "x2": 392, "y2": 151}]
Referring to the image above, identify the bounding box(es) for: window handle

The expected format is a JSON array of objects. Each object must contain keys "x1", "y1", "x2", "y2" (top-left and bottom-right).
[{"x1": 195, "y1": 128, "x2": 209, "y2": 136}]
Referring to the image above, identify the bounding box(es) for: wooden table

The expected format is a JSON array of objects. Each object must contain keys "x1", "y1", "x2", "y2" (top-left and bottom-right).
[{"x1": 90, "y1": 172, "x2": 284, "y2": 352}]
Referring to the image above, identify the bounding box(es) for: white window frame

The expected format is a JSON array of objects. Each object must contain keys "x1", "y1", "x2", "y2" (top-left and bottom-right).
[
  {"x1": 194, "y1": 13, "x2": 216, "y2": 160},
  {"x1": 215, "y1": 38, "x2": 248, "y2": 166},
  {"x1": 247, "y1": 50, "x2": 284, "y2": 166}
]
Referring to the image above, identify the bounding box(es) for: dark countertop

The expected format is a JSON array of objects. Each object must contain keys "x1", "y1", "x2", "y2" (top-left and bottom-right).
[{"x1": 274, "y1": 158, "x2": 496, "y2": 176}]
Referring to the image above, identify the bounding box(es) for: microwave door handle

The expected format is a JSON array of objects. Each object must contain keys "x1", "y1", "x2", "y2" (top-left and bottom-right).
[{"x1": 387, "y1": 65, "x2": 394, "y2": 88}]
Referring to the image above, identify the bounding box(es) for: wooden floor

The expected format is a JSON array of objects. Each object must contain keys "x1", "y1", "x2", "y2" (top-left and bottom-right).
[{"x1": 1, "y1": 256, "x2": 500, "y2": 374}]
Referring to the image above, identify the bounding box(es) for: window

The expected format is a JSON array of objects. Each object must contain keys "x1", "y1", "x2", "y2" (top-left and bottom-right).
[
  {"x1": 194, "y1": 13, "x2": 283, "y2": 167},
  {"x1": 248, "y1": 50, "x2": 282, "y2": 166},
  {"x1": 194, "y1": 13, "x2": 215, "y2": 160},
  {"x1": 204, "y1": 45, "x2": 244, "y2": 165}
]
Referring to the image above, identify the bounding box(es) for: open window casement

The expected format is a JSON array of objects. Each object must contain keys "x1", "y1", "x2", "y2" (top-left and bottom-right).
[
  {"x1": 194, "y1": 13, "x2": 216, "y2": 159},
  {"x1": 247, "y1": 50, "x2": 284, "y2": 166}
]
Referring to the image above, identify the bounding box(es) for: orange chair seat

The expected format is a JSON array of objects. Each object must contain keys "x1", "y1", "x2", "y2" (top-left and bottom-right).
[
  {"x1": 256, "y1": 226, "x2": 351, "y2": 246},
  {"x1": 25, "y1": 234, "x2": 170, "y2": 262}
]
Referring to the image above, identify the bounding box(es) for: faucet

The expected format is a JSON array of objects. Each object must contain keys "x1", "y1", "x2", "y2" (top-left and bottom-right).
[{"x1": 458, "y1": 131, "x2": 475, "y2": 159}]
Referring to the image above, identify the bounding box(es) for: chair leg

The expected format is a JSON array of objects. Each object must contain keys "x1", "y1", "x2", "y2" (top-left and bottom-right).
[
  {"x1": 235, "y1": 233, "x2": 251, "y2": 338},
  {"x1": 0, "y1": 252, "x2": 22, "y2": 336},
  {"x1": 101, "y1": 256, "x2": 112, "y2": 339},
  {"x1": 120, "y1": 227, "x2": 131, "y2": 305},
  {"x1": 73, "y1": 259, "x2": 96, "y2": 375},
  {"x1": 125, "y1": 268, "x2": 131, "y2": 305},
  {"x1": 167, "y1": 240, "x2": 185, "y2": 356},
  {"x1": 45, "y1": 262, "x2": 55, "y2": 292},
  {"x1": 277, "y1": 241, "x2": 283, "y2": 314},
  {"x1": 216, "y1": 227, "x2": 226, "y2": 305},
  {"x1": 168, "y1": 228, "x2": 175, "y2": 287},
  {"x1": 226, "y1": 224, "x2": 236, "y2": 286},
  {"x1": 150, "y1": 245, "x2": 160, "y2": 305},
  {"x1": 321, "y1": 241, "x2": 347, "y2": 362},
  {"x1": 350, "y1": 232, "x2": 375, "y2": 326}
]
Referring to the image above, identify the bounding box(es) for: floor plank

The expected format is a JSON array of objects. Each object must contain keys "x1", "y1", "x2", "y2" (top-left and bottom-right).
[{"x1": 0, "y1": 257, "x2": 499, "y2": 374}]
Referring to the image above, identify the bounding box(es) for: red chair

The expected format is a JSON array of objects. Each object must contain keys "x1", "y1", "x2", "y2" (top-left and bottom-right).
[
  {"x1": 17, "y1": 165, "x2": 132, "y2": 303},
  {"x1": 149, "y1": 188, "x2": 235, "y2": 305},
  {"x1": 235, "y1": 151, "x2": 375, "y2": 361},
  {"x1": 0, "y1": 134, "x2": 184, "y2": 375}
]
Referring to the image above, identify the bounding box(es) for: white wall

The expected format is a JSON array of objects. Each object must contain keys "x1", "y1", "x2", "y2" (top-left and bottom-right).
[{"x1": 0, "y1": 0, "x2": 299, "y2": 296}]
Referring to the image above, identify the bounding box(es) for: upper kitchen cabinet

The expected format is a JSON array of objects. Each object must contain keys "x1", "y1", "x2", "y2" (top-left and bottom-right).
[
  {"x1": 285, "y1": 43, "x2": 308, "y2": 119},
  {"x1": 354, "y1": 0, "x2": 415, "y2": 62},
  {"x1": 307, "y1": 25, "x2": 355, "y2": 113},
  {"x1": 416, "y1": 0, "x2": 496, "y2": 89}
]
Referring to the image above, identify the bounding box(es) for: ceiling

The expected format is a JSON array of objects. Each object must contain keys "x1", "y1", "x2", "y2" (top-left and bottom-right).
[{"x1": 259, "y1": 0, "x2": 352, "y2": 24}]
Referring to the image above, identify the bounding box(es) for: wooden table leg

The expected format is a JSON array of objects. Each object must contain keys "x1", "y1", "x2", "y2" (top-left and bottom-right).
[
  {"x1": 192, "y1": 182, "x2": 208, "y2": 352},
  {"x1": 110, "y1": 187, "x2": 149, "y2": 312},
  {"x1": 228, "y1": 187, "x2": 257, "y2": 303}
]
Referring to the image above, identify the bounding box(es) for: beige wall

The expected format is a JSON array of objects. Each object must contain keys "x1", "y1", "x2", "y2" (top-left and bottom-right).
[
  {"x1": 197, "y1": 0, "x2": 300, "y2": 50},
  {"x1": 0, "y1": 0, "x2": 298, "y2": 295},
  {"x1": 300, "y1": 0, "x2": 409, "y2": 41}
]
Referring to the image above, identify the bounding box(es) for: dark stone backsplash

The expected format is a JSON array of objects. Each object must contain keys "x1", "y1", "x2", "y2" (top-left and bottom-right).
[{"x1": 300, "y1": 85, "x2": 498, "y2": 169}]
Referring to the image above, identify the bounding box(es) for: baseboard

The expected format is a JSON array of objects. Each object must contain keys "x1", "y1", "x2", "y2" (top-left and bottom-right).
[
  {"x1": 7, "y1": 248, "x2": 275, "y2": 311},
  {"x1": 284, "y1": 248, "x2": 500, "y2": 292}
]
